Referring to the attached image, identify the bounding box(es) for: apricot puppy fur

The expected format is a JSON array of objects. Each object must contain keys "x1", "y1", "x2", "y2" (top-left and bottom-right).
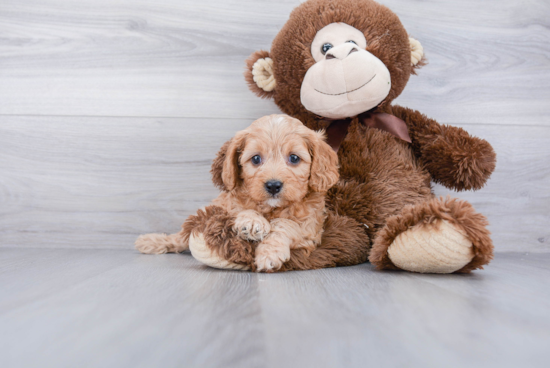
[{"x1": 136, "y1": 114, "x2": 339, "y2": 272}]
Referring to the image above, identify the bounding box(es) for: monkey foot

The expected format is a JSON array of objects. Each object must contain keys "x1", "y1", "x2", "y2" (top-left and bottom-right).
[
  {"x1": 188, "y1": 233, "x2": 250, "y2": 271},
  {"x1": 387, "y1": 220, "x2": 473, "y2": 273},
  {"x1": 369, "y1": 197, "x2": 494, "y2": 274}
]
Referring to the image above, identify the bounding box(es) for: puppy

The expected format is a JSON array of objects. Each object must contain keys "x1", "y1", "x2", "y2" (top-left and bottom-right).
[{"x1": 136, "y1": 114, "x2": 339, "y2": 272}]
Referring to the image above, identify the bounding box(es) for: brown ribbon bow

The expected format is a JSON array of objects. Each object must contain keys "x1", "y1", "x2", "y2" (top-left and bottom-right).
[{"x1": 325, "y1": 111, "x2": 411, "y2": 152}]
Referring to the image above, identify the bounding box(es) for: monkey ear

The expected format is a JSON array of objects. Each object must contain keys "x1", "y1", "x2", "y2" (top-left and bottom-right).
[
  {"x1": 245, "y1": 50, "x2": 276, "y2": 99},
  {"x1": 307, "y1": 130, "x2": 340, "y2": 192},
  {"x1": 409, "y1": 37, "x2": 427, "y2": 74}
]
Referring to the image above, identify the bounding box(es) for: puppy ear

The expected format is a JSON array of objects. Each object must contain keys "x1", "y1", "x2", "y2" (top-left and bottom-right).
[
  {"x1": 307, "y1": 130, "x2": 340, "y2": 192},
  {"x1": 245, "y1": 50, "x2": 276, "y2": 99},
  {"x1": 409, "y1": 37, "x2": 427, "y2": 74},
  {"x1": 220, "y1": 132, "x2": 247, "y2": 191},
  {"x1": 211, "y1": 139, "x2": 232, "y2": 191}
]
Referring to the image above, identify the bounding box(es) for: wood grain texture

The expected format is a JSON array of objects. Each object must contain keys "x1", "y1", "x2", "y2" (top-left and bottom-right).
[
  {"x1": 0, "y1": 0, "x2": 548, "y2": 126},
  {"x1": 0, "y1": 115, "x2": 252, "y2": 248},
  {"x1": 1, "y1": 248, "x2": 549, "y2": 368},
  {"x1": 0, "y1": 248, "x2": 266, "y2": 368}
]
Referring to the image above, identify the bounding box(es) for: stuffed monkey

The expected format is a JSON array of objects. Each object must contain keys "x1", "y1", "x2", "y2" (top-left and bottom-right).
[{"x1": 148, "y1": 0, "x2": 496, "y2": 274}]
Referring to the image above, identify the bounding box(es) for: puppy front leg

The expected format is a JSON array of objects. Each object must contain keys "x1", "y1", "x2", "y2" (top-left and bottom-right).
[
  {"x1": 233, "y1": 210, "x2": 271, "y2": 242},
  {"x1": 255, "y1": 219, "x2": 302, "y2": 272}
]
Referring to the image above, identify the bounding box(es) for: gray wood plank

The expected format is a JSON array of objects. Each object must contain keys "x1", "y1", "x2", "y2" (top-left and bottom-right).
[
  {"x1": 0, "y1": 0, "x2": 290, "y2": 119},
  {"x1": 0, "y1": 115, "x2": 251, "y2": 248},
  {"x1": 0, "y1": 248, "x2": 266, "y2": 368},
  {"x1": 0, "y1": 0, "x2": 548, "y2": 126},
  {"x1": 0, "y1": 248, "x2": 549, "y2": 368},
  {"x1": 390, "y1": 0, "x2": 550, "y2": 126},
  {"x1": 258, "y1": 253, "x2": 550, "y2": 368},
  {"x1": 1, "y1": 116, "x2": 548, "y2": 252}
]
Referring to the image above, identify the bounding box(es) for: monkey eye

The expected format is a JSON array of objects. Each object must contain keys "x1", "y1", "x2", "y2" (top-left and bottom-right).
[
  {"x1": 289, "y1": 154, "x2": 301, "y2": 164},
  {"x1": 346, "y1": 40, "x2": 357, "y2": 45},
  {"x1": 251, "y1": 155, "x2": 262, "y2": 165},
  {"x1": 321, "y1": 43, "x2": 333, "y2": 55}
]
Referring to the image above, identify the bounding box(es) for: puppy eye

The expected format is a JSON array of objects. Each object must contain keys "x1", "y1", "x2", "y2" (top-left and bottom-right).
[
  {"x1": 346, "y1": 40, "x2": 357, "y2": 45},
  {"x1": 289, "y1": 154, "x2": 300, "y2": 164},
  {"x1": 321, "y1": 43, "x2": 333, "y2": 55},
  {"x1": 251, "y1": 155, "x2": 262, "y2": 165}
]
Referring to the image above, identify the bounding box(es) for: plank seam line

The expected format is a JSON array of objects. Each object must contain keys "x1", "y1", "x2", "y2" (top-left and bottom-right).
[{"x1": 0, "y1": 114, "x2": 549, "y2": 128}]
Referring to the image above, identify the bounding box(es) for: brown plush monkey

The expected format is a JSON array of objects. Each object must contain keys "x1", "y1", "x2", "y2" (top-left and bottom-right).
[{"x1": 175, "y1": 0, "x2": 496, "y2": 273}]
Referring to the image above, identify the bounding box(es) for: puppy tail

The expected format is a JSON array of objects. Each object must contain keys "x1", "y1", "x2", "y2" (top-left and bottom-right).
[{"x1": 135, "y1": 232, "x2": 189, "y2": 254}]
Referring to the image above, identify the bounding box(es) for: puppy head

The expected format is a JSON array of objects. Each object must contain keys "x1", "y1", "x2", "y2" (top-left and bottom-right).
[{"x1": 211, "y1": 114, "x2": 339, "y2": 207}]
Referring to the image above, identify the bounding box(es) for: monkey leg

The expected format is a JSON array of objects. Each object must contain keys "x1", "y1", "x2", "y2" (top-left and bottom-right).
[
  {"x1": 184, "y1": 206, "x2": 255, "y2": 271},
  {"x1": 369, "y1": 197, "x2": 494, "y2": 274}
]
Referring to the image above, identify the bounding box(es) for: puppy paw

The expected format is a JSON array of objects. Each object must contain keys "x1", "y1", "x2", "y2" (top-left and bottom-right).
[
  {"x1": 234, "y1": 210, "x2": 271, "y2": 242},
  {"x1": 255, "y1": 242, "x2": 290, "y2": 272}
]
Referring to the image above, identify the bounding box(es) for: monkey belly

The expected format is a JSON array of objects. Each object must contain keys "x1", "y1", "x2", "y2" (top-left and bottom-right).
[{"x1": 327, "y1": 127, "x2": 432, "y2": 237}]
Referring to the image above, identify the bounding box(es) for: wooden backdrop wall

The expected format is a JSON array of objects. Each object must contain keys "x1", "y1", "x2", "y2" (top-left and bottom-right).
[{"x1": 1, "y1": 0, "x2": 549, "y2": 253}]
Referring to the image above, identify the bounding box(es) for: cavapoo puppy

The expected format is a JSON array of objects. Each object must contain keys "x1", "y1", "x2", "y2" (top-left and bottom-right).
[{"x1": 136, "y1": 114, "x2": 339, "y2": 272}]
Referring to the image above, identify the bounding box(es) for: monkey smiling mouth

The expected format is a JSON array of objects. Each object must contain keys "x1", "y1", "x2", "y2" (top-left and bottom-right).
[{"x1": 314, "y1": 74, "x2": 377, "y2": 96}]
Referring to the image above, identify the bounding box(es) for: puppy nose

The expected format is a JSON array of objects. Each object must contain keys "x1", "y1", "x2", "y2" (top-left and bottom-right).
[
  {"x1": 325, "y1": 43, "x2": 358, "y2": 60},
  {"x1": 265, "y1": 180, "x2": 283, "y2": 195}
]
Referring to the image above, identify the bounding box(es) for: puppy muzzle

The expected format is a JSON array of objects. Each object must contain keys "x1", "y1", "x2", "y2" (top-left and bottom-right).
[{"x1": 265, "y1": 180, "x2": 283, "y2": 196}]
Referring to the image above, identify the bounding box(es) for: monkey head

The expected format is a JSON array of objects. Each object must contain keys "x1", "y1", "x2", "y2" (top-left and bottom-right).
[{"x1": 245, "y1": 0, "x2": 425, "y2": 126}]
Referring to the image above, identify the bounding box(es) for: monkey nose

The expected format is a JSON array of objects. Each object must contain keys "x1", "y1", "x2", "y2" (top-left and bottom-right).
[
  {"x1": 325, "y1": 43, "x2": 359, "y2": 60},
  {"x1": 265, "y1": 180, "x2": 283, "y2": 195}
]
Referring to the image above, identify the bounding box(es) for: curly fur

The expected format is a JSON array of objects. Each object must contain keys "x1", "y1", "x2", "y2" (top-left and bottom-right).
[
  {"x1": 182, "y1": 205, "x2": 370, "y2": 272},
  {"x1": 137, "y1": 114, "x2": 355, "y2": 272}
]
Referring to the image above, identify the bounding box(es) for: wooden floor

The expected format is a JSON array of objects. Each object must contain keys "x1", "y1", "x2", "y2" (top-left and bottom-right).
[
  {"x1": 1, "y1": 249, "x2": 550, "y2": 368},
  {"x1": 1, "y1": 0, "x2": 549, "y2": 367}
]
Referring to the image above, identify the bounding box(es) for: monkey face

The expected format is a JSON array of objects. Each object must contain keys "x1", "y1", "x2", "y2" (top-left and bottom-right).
[
  {"x1": 244, "y1": 0, "x2": 425, "y2": 126},
  {"x1": 300, "y1": 22, "x2": 392, "y2": 119}
]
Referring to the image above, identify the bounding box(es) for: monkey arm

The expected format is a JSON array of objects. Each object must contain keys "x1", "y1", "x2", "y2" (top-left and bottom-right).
[{"x1": 388, "y1": 104, "x2": 496, "y2": 191}]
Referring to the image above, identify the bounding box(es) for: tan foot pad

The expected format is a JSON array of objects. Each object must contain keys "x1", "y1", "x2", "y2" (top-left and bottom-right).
[
  {"x1": 188, "y1": 233, "x2": 250, "y2": 271},
  {"x1": 387, "y1": 220, "x2": 473, "y2": 274}
]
